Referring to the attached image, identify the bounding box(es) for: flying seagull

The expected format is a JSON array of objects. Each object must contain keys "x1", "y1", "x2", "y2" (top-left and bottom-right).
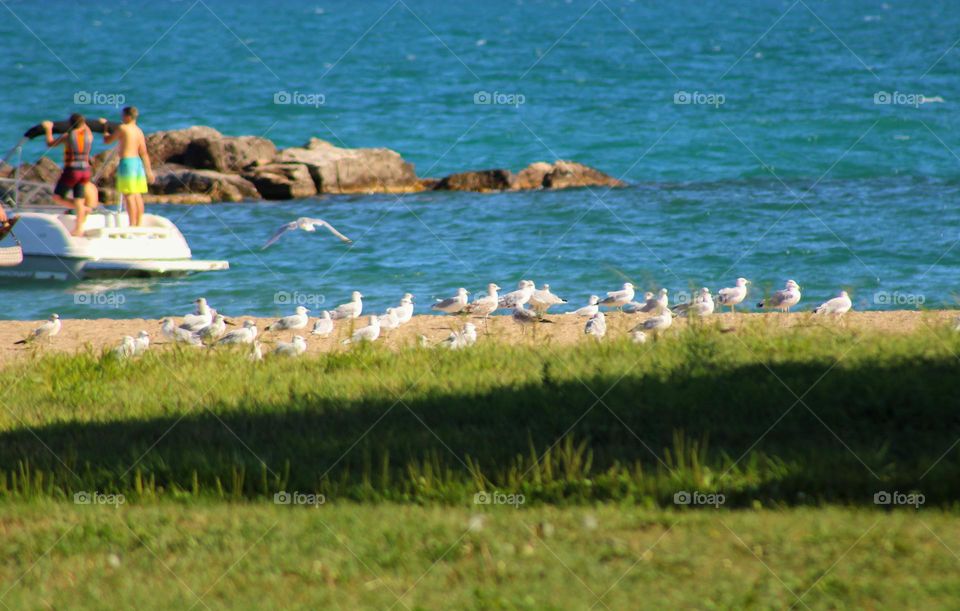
[{"x1": 261, "y1": 217, "x2": 352, "y2": 250}]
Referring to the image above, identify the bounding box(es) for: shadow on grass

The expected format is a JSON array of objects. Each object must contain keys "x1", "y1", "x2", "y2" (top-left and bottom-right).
[{"x1": 1, "y1": 356, "x2": 956, "y2": 506}]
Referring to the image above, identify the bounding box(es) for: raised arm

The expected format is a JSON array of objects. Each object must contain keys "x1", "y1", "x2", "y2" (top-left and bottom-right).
[
  {"x1": 42, "y1": 121, "x2": 64, "y2": 148},
  {"x1": 100, "y1": 118, "x2": 119, "y2": 144}
]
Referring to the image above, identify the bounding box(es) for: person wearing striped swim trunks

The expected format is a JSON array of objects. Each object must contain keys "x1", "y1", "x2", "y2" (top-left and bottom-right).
[
  {"x1": 101, "y1": 106, "x2": 154, "y2": 227},
  {"x1": 44, "y1": 113, "x2": 100, "y2": 237}
]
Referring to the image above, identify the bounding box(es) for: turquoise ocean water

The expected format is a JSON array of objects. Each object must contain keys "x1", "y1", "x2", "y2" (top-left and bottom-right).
[{"x1": 1, "y1": 0, "x2": 958, "y2": 318}]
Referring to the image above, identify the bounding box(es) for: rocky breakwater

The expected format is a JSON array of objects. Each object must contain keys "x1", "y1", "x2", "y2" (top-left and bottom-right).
[{"x1": 8, "y1": 126, "x2": 626, "y2": 205}]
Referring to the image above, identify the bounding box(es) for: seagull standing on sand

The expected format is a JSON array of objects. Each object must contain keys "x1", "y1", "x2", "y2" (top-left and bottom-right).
[
  {"x1": 161, "y1": 317, "x2": 202, "y2": 346},
  {"x1": 395, "y1": 293, "x2": 415, "y2": 324},
  {"x1": 758, "y1": 280, "x2": 802, "y2": 312},
  {"x1": 274, "y1": 335, "x2": 307, "y2": 357},
  {"x1": 311, "y1": 311, "x2": 334, "y2": 337},
  {"x1": 443, "y1": 322, "x2": 478, "y2": 349},
  {"x1": 530, "y1": 284, "x2": 567, "y2": 316},
  {"x1": 181, "y1": 298, "x2": 213, "y2": 331},
  {"x1": 331, "y1": 291, "x2": 363, "y2": 320},
  {"x1": 113, "y1": 336, "x2": 136, "y2": 359},
  {"x1": 261, "y1": 217, "x2": 352, "y2": 250},
  {"x1": 198, "y1": 314, "x2": 228, "y2": 342},
  {"x1": 343, "y1": 316, "x2": 381, "y2": 344},
  {"x1": 630, "y1": 330, "x2": 647, "y2": 344},
  {"x1": 679, "y1": 288, "x2": 715, "y2": 318},
  {"x1": 133, "y1": 331, "x2": 150, "y2": 355},
  {"x1": 15, "y1": 314, "x2": 60, "y2": 344},
  {"x1": 218, "y1": 320, "x2": 258, "y2": 345},
  {"x1": 499, "y1": 280, "x2": 535, "y2": 310},
  {"x1": 623, "y1": 292, "x2": 653, "y2": 314},
  {"x1": 635, "y1": 308, "x2": 672, "y2": 335},
  {"x1": 814, "y1": 291, "x2": 852, "y2": 316},
  {"x1": 432, "y1": 288, "x2": 470, "y2": 314},
  {"x1": 266, "y1": 306, "x2": 310, "y2": 331},
  {"x1": 464, "y1": 284, "x2": 501, "y2": 318},
  {"x1": 599, "y1": 282, "x2": 635, "y2": 310},
  {"x1": 574, "y1": 295, "x2": 600, "y2": 317},
  {"x1": 378, "y1": 308, "x2": 402, "y2": 332},
  {"x1": 717, "y1": 278, "x2": 750, "y2": 313},
  {"x1": 249, "y1": 340, "x2": 263, "y2": 362},
  {"x1": 584, "y1": 312, "x2": 606, "y2": 340}
]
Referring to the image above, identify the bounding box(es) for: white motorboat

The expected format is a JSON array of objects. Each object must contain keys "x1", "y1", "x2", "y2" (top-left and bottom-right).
[
  {"x1": 0, "y1": 120, "x2": 228, "y2": 280},
  {"x1": 0, "y1": 202, "x2": 229, "y2": 280}
]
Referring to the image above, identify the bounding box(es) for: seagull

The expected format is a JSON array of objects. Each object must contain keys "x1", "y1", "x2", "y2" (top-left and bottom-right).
[
  {"x1": 584, "y1": 312, "x2": 606, "y2": 340},
  {"x1": 630, "y1": 330, "x2": 647, "y2": 344},
  {"x1": 113, "y1": 336, "x2": 136, "y2": 359},
  {"x1": 443, "y1": 322, "x2": 478, "y2": 350},
  {"x1": 197, "y1": 314, "x2": 228, "y2": 342},
  {"x1": 342, "y1": 316, "x2": 380, "y2": 344},
  {"x1": 378, "y1": 308, "x2": 402, "y2": 332},
  {"x1": 574, "y1": 295, "x2": 600, "y2": 317},
  {"x1": 249, "y1": 340, "x2": 264, "y2": 362},
  {"x1": 623, "y1": 292, "x2": 653, "y2": 314},
  {"x1": 758, "y1": 280, "x2": 802, "y2": 312},
  {"x1": 266, "y1": 306, "x2": 310, "y2": 331},
  {"x1": 432, "y1": 288, "x2": 469, "y2": 314},
  {"x1": 678, "y1": 288, "x2": 715, "y2": 318},
  {"x1": 161, "y1": 317, "x2": 202, "y2": 346},
  {"x1": 629, "y1": 289, "x2": 669, "y2": 314},
  {"x1": 311, "y1": 311, "x2": 334, "y2": 337},
  {"x1": 261, "y1": 217, "x2": 352, "y2": 250},
  {"x1": 464, "y1": 283, "x2": 500, "y2": 318},
  {"x1": 634, "y1": 308, "x2": 672, "y2": 334},
  {"x1": 217, "y1": 320, "x2": 258, "y2": 345},
  {"x1": 717, "y1": 278, "x2": 750, "y2": 313},
  {"x1": 181, "y1": 298, "x2": 213, "y2": 330},
  {"x1": 133, "y1": 330, "x2": 150, "y2": 355},
  {"x1": 395, "y1": 293, "x2": 415, "y2": 324},
  {"x1": 331, "y1": 291, "x2": 363, "y2": 320},
  {"x1": 512, "y1": 305, "x2": 551, "y2": 335},
  {"x1": 530, "y1": 284, "x2": 567, "y2": 316},
  {"x1": 814, "y1": 291, "x2": 852, "y2": 316},
  {"x1": 599, "y1": 282, "x2": 635, "y2": 310},
  {"x1": 498, "y1": 280, "x2": 535, "y2": 310},
  {"x1": 15, "y1": 314, "x2": 61, "y2": 344},
  {"x1": 274, "y1": 335, "x2": 307, "y2": 357}
]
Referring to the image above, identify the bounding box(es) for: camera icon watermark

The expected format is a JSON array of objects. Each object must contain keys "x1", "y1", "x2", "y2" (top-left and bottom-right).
[
  {"x1": 674, "y1": 91, "x2": 725, "y2": 108},
  {"x1": 73, "y1": 291, "x2": 126, "y2": 309},
  {"x1": 74, "y1": 491, "x2": 126, "y2": 507},
  {"x1": 274, "y1": 290, "x2": 325, "y2": 307},
  {"x1": 873, "y1": 291, "x2": 925, "y2": 307},
  {"x1": 273, "y1": 91, "x2": 326, "y2": 108},
  {"x1": 473, "y1": 90, "x2": 526, "y2": 107},
  {"x1": 474, "y1": 490, "x2": 525, "y2": 508},
  {"x1": 874, "y1": 490, "x2": 924, "y2": 508},
  {"x1": 274, "y1": 490, "x2": 325, "y2": 507},
  {"x1": 673, "y1": 490, "x2": 725, "y2": 508},
  {"x1": 873, "y1": 91, "x2": 942, "y2": 108},
  {"x1": 74, "y1": 91, "x2": 126, "y2": 108}
]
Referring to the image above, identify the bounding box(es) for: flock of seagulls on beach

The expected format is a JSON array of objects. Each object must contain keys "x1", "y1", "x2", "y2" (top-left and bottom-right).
[{"x1": 11, "y1": 276, "x2": 880, "y2": 361}]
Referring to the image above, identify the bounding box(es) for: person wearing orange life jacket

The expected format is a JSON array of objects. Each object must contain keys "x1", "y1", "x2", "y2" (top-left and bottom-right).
[{"x1": 43, "y1": 113, "x2": 100, "y2": 237}]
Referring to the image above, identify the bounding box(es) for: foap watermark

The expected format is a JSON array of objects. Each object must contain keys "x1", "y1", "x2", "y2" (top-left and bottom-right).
[
  {"x1": 674, "y1": 90, "x2": 725, "y2": 108},
  {"x1": 474, "y1": 490, "x2": 525, "y2": 508},
  {"x1": 873, "y1": 291, "x2": 925, "y2": 307},
  {"x1": 873, "y1": 91, "x2": 943, "y2": 108},
  {"x1": 274, "y1": 490, "x2": 326, "y2": 507},
  {"x1": 74, "y1": 90, "x2": 126, "y2": 107},
  {"x1": 74, "y1": 491, "x2": 126, "y2": 507},
  {"x1": 74, "y1": 291, "x2": 126, "y2": 309},
  {"x1": 274, "y1": 91, "x2": 326, "y2": 108},
  {"x1": 274, "y1": 290, "x2": 325, "y2": 307},
  {"x1": 474, "y1": 90, "x2": 526, "y2": 107},
  {"x1": 874, "y1": 490, "x2": 924, "y2": 508},
  {"x1": 673, "y1": 490, "x2": 725, "y2": 508}
]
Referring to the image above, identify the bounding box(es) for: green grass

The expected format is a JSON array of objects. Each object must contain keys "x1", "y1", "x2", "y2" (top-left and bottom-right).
[
  {"x1": 1, "y1": 502, "x2": 958, "y2": 609},
  {"x1": 0, "y1": 316, "x2": 957, "y2": 506}
]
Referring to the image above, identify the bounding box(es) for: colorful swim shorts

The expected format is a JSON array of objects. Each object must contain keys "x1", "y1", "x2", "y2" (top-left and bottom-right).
[{"x1": 116, "y1": 157, "x2": 148, "y2": 195}]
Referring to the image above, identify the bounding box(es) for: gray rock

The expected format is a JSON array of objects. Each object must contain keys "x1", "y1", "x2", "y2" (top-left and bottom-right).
[
  {"x1": 434, "y1": 169, "x2": 514, "y2": 192},
  {"x1": 277, "y1": 138, "x2": 420, "y2": 194},
  {"x1": 151, "y1": 165, "x2": 259, "y2": 203},
  {"x1": 242, "y1": 163, "x2": 317, "y2": 200}
]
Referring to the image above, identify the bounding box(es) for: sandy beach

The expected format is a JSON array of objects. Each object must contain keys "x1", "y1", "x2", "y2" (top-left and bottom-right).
[{"x1": 1, "y1": 309, "x2": 956, "y2": 367}]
